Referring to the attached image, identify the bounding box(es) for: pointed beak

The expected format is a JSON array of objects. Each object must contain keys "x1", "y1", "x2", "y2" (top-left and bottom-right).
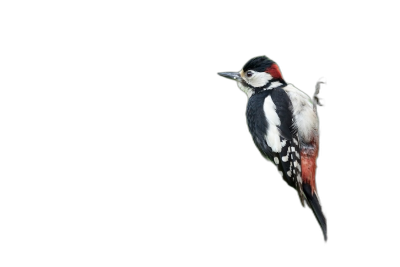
[{"x1": 217, "y1": 72, "x2": 242, "y2": 82}]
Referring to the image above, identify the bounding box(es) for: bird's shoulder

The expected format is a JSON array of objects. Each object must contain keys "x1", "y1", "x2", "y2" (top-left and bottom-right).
[
  {"x1": 282, "y1": 83, "x2": 314, "y2": 108},
  {"x1": 246, "y1": 88, "x2": 295, "y2": 140}
]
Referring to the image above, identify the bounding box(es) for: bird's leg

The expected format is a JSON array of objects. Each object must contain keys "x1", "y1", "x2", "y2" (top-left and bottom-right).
[{"x1": 313, "y1": 78, "x2": 325, "y2": 110}]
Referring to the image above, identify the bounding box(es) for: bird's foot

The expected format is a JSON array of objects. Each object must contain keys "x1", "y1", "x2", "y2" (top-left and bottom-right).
[{"x1": 313, "y1": 81, "x2": 326, "y2": 107}]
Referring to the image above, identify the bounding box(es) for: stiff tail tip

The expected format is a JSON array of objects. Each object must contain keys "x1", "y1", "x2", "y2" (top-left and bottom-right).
[{"x1": 303, "y1": 183, "x2": 327, "y2": 241}]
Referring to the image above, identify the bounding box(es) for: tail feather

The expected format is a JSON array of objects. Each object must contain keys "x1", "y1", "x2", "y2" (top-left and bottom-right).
[{"x1": 303, "y1": 183, "x2": 327, "y2": 241}]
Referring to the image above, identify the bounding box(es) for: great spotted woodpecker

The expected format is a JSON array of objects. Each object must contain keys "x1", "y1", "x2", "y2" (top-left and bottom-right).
[{"x1": 218, "y1": 56, "x2": 327, "y2": 240}]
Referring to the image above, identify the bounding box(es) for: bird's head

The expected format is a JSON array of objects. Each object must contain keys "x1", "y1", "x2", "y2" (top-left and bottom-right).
[{"x1": 218, "y1": 56, "x2": 286, "y2": 97}]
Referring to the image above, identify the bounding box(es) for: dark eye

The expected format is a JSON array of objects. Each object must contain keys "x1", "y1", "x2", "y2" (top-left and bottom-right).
[{"x1": 246, "y1": 71, "x2": 253, "y2": 77}]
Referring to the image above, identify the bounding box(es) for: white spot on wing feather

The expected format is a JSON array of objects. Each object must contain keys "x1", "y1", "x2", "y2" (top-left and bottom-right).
[{"x1": 281, "y1": 143, "x2": 291, "y2": 162}]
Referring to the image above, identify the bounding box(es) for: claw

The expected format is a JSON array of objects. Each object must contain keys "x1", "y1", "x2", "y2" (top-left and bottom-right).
[
  {"x1": 313, "y1": 78, "x2": 326, "y2": 109},
  {"x1": 314, "y1": 96, "x2": 323, "y2": 107}
]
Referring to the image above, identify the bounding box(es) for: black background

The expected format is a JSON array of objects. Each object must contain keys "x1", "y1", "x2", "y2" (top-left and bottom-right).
[{"x1": 83, "y1": 6, "x2": 395, "y2": 262}]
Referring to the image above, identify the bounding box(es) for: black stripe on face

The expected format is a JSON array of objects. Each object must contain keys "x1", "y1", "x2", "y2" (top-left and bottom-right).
[{"x1": 241, "y1": 79, "x2": 285, "y2": 94}]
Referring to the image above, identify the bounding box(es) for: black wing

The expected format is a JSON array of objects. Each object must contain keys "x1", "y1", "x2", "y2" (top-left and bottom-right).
[
  {"x1": 246, "y1": 89, "x2": 303, "y2": 200},
  {"x1": 270, "y1": 89, "x2": 304, "y2": 201}
]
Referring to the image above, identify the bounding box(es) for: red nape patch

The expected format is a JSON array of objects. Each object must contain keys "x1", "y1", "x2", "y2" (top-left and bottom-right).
[{"x1": 266, "y1": 64, "x2": 282, "y2": 79}]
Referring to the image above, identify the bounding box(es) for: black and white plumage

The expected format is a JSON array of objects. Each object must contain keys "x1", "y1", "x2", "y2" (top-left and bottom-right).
[{"x1": 218, "y1": 56, "x2": 327, "y2": 240}]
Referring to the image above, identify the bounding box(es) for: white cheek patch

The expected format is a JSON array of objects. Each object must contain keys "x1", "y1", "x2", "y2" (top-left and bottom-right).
[
  {"x1": 246, "y1": 72, "x2": 273, "y2": 88},
  {"x1": 264, "y1": 96, "x2": 282, "y2": 152}
]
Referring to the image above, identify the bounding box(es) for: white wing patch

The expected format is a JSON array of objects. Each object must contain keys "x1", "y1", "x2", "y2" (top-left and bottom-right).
[{"x1": 264, "y1": 96, "x2": 281, "y2": 152}]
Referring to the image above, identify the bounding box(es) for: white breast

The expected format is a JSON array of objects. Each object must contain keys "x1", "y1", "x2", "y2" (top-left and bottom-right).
[{"x1": 283, "y1": 84, "x2": 319, "y2": 144}]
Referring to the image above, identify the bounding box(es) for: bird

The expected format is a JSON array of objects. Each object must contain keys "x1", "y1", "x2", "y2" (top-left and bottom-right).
[{"x1": 218, "y1": 55, "x2": 327, "y2": 240}]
